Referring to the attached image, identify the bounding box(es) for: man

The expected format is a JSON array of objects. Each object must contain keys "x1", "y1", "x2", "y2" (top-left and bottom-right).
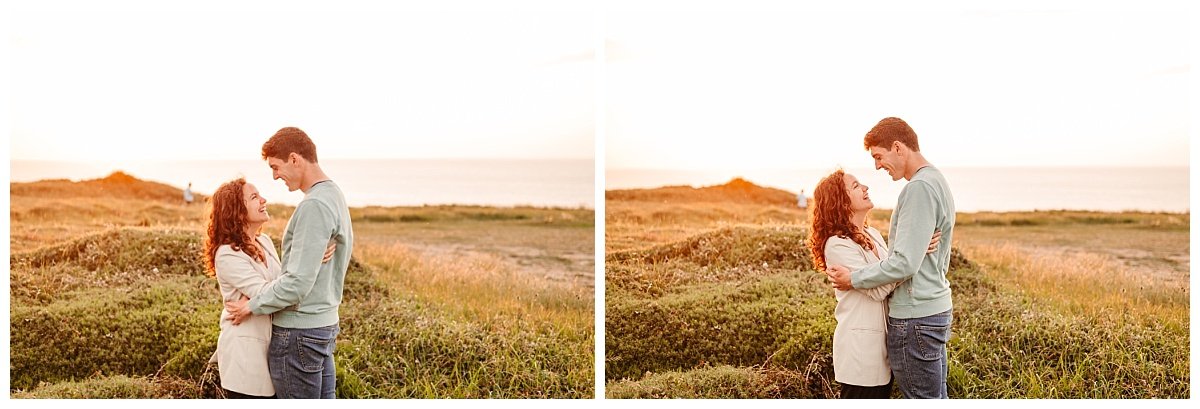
[
  {"x1": 825, "y1": 117, "x2": 956, "y2": 399},
  {"x1": 225, "y1": 127, "x2": 354, "y2": 399}
]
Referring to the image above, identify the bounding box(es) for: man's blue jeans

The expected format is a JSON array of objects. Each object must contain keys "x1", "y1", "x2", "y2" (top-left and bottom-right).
[
  {"x1": 886, "y1": 309, "x2": 952, "y2": 399},
  {"x1": 268, "y1": 324, "x2": 339, "y2": 399}
]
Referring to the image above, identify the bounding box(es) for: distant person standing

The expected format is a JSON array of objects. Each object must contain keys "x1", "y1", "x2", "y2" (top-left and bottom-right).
[
  {"x1": 184, "y1": 182, "x2": 195, "y2": 205},
  {"x1": 798, "y1": 189, "x2": 807, "y2": 209}
]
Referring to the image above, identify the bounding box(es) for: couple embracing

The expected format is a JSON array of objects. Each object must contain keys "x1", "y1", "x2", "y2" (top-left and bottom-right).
[
  {"x1": 201, "y1": 127, "x2": 355, "y2": 399},
  {"x1": 809, "y1": 117, "x2": 957, "y2": 399}
]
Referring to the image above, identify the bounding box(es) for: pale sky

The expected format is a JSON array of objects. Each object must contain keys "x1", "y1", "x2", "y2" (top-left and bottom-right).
[
  {"x1": 606, "y1": 6, "x2": 1190, "y2": 171},
  {"x1": 9, "y1": 4, "x2": 594, "y2": 162}
]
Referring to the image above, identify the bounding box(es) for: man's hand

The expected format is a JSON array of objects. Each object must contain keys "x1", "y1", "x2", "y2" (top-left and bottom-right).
[
  {"x1": 224, "y1": 296, "x2": 252, "y2": 326},
  {"x1": 826, "y1": 264, "x2": 853, "y2": 291}
]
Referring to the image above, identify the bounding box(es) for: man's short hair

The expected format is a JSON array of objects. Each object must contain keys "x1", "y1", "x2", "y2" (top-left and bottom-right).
[
  {"x1": 262, "y1": 127, "x2": 318, "y2": 163},
  {"x1": 864, "y1": 117, "x2": 920, "y2": 152}
]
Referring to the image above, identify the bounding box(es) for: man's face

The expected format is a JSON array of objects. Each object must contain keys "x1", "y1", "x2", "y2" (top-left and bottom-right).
[
  {"x1": 267, "y1": 155, "x2": 303, "y2": 192},
  {"x1": 869, "y1": 143, "x2": 905, "y2": 181}
]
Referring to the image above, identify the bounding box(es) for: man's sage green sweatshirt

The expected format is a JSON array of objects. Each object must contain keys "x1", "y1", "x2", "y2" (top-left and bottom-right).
[
  {"x1": 851, "y1": 165, "x2": 955, "y2": 319},
  {"x1": 250, "y1": 180, "x2": 353, "y2": 329}
]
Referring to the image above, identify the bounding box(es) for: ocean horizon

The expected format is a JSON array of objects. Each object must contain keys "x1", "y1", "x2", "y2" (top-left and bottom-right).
[
  {"x1": 11, "y1": 159, "x2": 595, "y2": 209},
  {"x1": 606, "y1": 166, "x2": 1189, "y2": 213}
]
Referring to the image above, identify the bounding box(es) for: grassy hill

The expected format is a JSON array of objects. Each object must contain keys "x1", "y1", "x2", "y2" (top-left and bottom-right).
[
  {"x1": 10, "y1": 172, "x2": 594, "y2": 398},
  {"x1": 606, "y1": 178, "x2": 799, "y2": 207},
  {"x1": 10, "y1": 171, "x2": 204, "y2": 202},
  {"x1": 605, "y1": 180, "x2": 1189, "y2": 398}
]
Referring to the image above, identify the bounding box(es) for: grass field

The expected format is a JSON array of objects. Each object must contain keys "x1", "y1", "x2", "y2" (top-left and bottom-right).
[
  {"x1": 604, "y1": 179, "x2": 1189, "y2": 398},
  {"x1": 9, "y1": 172, "x2": 595, "y2": 398}
]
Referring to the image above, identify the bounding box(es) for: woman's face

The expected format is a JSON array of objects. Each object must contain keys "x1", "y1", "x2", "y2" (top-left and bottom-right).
[
  {"x1": 843, "y1": 174, "x2": 873, "y2": 212},
  {"x1": 243, "y1": 183, "x2": 270, "y2": 225}
]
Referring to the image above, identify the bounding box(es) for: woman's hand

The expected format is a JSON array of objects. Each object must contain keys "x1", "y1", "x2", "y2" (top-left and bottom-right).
[
  {"x1": 322, "y1": 242, "x2": 337, "y2": 263},
  {"x1": 926, "y1": 230, "x2": 942, "y2": 254},
  {"x1": 224, "y1": 296, "x2": 252, "y2": 325}
]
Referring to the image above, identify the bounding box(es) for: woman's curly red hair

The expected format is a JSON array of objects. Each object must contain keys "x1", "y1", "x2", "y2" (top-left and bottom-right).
[
  {"x1": 203, "y1": 178, "x2": 265, "y2": 277},
  {"x1": 808, "y1": 169, "x2": 875, "y2": 272}
]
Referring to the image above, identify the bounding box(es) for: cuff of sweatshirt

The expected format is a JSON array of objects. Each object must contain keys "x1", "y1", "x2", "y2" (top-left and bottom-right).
[
  {"x1": 850, "y1": 269, "x2": 870, "y2": 290},
  {"x1": 248, "y1": 296, "x2": 273, "y2": 316}
]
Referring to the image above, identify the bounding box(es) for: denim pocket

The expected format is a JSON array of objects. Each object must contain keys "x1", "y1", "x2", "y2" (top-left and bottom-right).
[
  {"x1": 914, "y1": 324, "x2": 950, "y2": 361},
  {"x1": 298, "y1": 335, "x2": 333, "y2": 373},
  {"x1": 269, "y1": 329, "x2": 289, "y2": 356}
]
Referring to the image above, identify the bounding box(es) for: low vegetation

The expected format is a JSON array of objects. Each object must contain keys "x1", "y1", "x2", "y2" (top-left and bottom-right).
[
  {"x1": 10, "y1": 173, "x2": 594, "y2": 398},
  {"x1": 605, "y1": 181, "x2": 1189, "y2": 398}
]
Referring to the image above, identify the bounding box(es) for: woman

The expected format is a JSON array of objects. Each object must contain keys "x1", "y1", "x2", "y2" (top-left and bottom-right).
[
  {"x1": 809, "y1": 169, "x2": 938, "y2": 399},
  {"x1": 203, "y1": 178, "x2": 334, "y2": 398}
]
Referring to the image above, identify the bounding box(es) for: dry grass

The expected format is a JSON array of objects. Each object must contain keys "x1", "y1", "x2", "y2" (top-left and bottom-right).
[
  {"x1": 9, "y1": 196, "x2": 205, "y2": 252},
  {"x1": 606, "y1": 177, "x2": 798, "y2": 207},
  {"x1": 605, "y1": 199, "x2": 891, "y2": 254},
  {"x1": 607, "y1": 365, "x2": 829, "y2": 399},
  {"x1": 605, "y1": 201, "x2": 803, "y2": 252},
  {"x1": 10, "y1": 171, "x2": 203, "y2": 202},
  {"x1": 961, "y1": 243, "x2": 1188, "y2": 311},
  {"x1": 605, "y1": 184, "x2": 1190, "y2": 398},
  {"x1": 352, "y1": 207, "x2": 595, "y2": 288},
  {"x1": 956, "y1": 210, "x2": 1189, "y2": 229},
  {"x1": 11, "y1": 173, "x2": 596, "y2": 398},
  {"x1": 354, "y1": 241, "x2": 592, "y2": 332},
  {"x1": 606, "y1": 226, "x2": 815, "y2": 297}
]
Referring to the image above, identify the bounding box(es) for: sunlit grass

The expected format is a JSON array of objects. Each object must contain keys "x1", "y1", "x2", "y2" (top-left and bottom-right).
[
  {"x1": 605, "y1": 195, "x2": 1189, "y2": 398},
  {"x1": 354, "y1": 241, "x2": 593, "y2": 337},
  {"x1": 960, "y1": 242, "x2": 1188, "y2": 316},
  {"x1": 11, "y1": 174, "x2": 595, "y2": 398}
]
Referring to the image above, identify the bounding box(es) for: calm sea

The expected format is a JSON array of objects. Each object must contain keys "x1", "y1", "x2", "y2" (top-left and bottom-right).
[
  {"x1": 11, "y1": 159, "x2": 595, "y2": 208},
  {"x1": 606, "y1": 167, "x2": 1189, "y2": 213}
]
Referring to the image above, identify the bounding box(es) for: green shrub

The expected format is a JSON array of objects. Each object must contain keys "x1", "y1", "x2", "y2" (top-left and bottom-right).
[
  {"x1": 948, "y1": 291, "x2": 1189, "y2": 398},
  {"x1": 10, "y1": 227, "x2": 378, "y2": 396},
  {"x1": 10, "y1": 228, "x2": 205, "y2": 305},
  {"x1": 606, "y1": 365, "x2": 825, "y2": 399},
  {"x1": 335, "y1": 294, "x2": 593, "y2": 398},
  {"x1": 606, "y1": 226, "x2": 816, "y2": 297},
  {"x1": 607, "y1": 226, "x2": 813, "y2": 271},
  {"x1": 10, "y1": 276, "x2": 219, "y2": 391},
  {"x1": 12, "y1": 375, "x2": 206, "y2": 399},
  {"x1": 606, "y1": 271, "x2": 834, "y2": 382},
  {"x1": 12, "y1": 228, "x2": 203, "y2": 276},
  {"x1": 603, "y1": 224, "x2": 1029, "y2": 398}
]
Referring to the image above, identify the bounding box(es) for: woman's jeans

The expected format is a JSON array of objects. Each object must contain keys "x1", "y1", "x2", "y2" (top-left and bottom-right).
[
  {"x1": 268, "y1": 324, "x2": 340, "y2": 399},
  {"x1": 886, "y1": 309, "x2": 952, "y2": 399}
]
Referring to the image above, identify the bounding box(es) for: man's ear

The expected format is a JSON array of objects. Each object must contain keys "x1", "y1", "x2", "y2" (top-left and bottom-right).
[
  {"x1": 892, "y1": 140, "x2": 904, "y2": 153},
  {"x1": 288, "y1": 152, "x2": 300, "y2": 165}
]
